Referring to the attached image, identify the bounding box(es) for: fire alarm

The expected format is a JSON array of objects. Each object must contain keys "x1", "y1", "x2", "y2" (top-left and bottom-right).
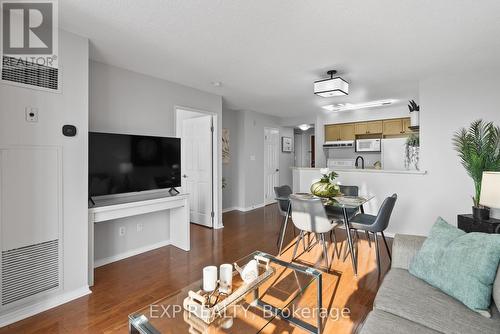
[{"x1": 62, "y1": 125, "x2": 77, "y2": 137}]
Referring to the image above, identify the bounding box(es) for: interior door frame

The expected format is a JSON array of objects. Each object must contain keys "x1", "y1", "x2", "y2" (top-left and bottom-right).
[
  {"x1": 175, "y1": 106, "x2": 220, "y2": 229},
  {"x1": 263, "y1": 127, "x2": 280, "y2": 206}
]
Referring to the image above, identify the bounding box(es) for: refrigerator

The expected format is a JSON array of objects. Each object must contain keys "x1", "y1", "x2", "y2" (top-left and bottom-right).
[{"x1": 381, "y1": 138, "x2": 407, "y2": 170}]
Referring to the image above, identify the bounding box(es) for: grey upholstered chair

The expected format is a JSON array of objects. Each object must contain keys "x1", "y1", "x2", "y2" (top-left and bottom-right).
[
  {"x1": 349, "y1": 194, "x2": 397, "y2": 273},
  {"x1": 274, "y1": 185, "x2": 294, "y2": 249},
  {"x1": 289, "y1": 193, "x2": 339, "y2": 271}
]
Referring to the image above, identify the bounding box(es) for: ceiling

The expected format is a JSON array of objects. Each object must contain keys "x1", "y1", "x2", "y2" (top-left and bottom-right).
[{"x1": 60, "y1": 0, "x2": 500, "y2": 118}]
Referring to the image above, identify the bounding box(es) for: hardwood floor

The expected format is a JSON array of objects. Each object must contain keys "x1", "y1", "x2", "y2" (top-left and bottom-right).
[{"x1": 0, "y1": 204, "x2": 391, "y2": 333}]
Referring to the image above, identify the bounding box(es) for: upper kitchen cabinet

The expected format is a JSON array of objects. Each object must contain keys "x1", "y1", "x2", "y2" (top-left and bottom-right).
[
  {"x1": 340, "y1": 123, "x2": 356, "y2": 140},
  {"x1": 383, "y1": 117, "x2": 412, "y2": 135},
  {"x1": 325, "y1": 124, "x2": 341, "y2": 141},
  {"x1": 355, "y1": 121, "x2": 383, "y2": 135},
  {"x1": 325, "y1": 123, "x2": 356, "y2": 141}
]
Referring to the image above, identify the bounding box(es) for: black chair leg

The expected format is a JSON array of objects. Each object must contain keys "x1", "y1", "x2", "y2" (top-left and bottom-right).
[
  {"x1": 374, "y1": 232, "x2": 381, "y2": 275},
  {"x1": 365, "y1": 231, "x2": 372, "y2": 248},
  {"x1": 277, "y1": 219, "x2": 285, "y2": 248},
  {"x1": 381, "y1": 231, "x2": 392, "y2": 262},
  {"x1": 292, "y1": 231, "x2": 304, "y2": 261}
]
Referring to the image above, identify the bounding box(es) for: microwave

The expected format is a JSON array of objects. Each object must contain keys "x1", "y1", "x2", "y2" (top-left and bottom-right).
[{"x1": 356, "y1": 138, "x2": 381, "y2": 152}]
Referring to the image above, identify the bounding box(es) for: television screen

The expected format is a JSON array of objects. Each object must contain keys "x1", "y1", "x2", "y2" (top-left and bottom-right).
[{"x1": 89, "y1": 132, "x2": 181, "y2": 197}]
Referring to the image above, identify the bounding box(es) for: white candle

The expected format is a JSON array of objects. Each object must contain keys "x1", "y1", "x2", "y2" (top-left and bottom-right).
[
  {"x1": 219, "y1": 263, "x2": 233, "y2": 294},
  {"x1": 203, "y1": 266, "x2": 217, "y2": 292}
]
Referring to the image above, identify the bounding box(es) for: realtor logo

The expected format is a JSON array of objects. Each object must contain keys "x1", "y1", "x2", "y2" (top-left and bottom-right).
[{"x1": 1, "y1": 0, "x2": 58, "y2": 66}]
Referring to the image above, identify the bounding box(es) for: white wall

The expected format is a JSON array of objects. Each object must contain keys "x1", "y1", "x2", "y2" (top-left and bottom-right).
[
  {"x1": 294, "y1": 128, "x2": 315, "y2": 167},
  {"x1": 0, "y1": 30, "x2": 89, "y2": 324},
  {"x1": 89, "y1": 61, "x2": 223, "y2": 263},
  {"x1": 221, "y1": 108, "x2": 294, "y2": 211}
]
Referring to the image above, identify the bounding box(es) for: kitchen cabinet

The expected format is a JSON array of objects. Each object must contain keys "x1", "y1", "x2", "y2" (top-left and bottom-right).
[
  {"x1": 325, "y1": 124, "x2": 341, "y2": 141},
  {"x1": 383, "y1": 118, "x2": 412, "y2": 135},
  {"x1": 356, "y1": 121, "x2": 383, "y2": 135},
  {"x1": 340, "y1": 124, "x2": 356, "y2": 140}
]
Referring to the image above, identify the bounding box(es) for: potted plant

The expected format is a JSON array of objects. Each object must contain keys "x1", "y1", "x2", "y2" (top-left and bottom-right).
[
  {"x1": 408, "y1": 99, "x2": 420, "y2": 126},
  {"x1": 310, "y1": 168, "x2": 341, "y2": 198},
  {"x1": 405, "y1": 133, "x2": 420, "y2": 170},
  {"x1": 453, "y1": 120, "x2": 500, "y2": 220}
]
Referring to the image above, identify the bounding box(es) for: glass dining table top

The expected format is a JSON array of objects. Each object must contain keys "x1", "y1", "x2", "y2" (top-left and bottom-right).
[{"x1": 285, "y1": 193, "x2": 375, "y2": 209}]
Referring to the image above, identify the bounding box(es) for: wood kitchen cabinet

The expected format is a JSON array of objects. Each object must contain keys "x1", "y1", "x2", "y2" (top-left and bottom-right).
[
  {"x1": 383, "y1": 118, "x2": 412, "y2": 135},
  {"x1": 325, "y1": 124, "x2": 341, "y2": 141},
  {"x1": 340, "y1": 124, "x2": 356, "y2": 140},
  {"x1": 355, "y1": 121, "x2": 383, "y2": 135}
]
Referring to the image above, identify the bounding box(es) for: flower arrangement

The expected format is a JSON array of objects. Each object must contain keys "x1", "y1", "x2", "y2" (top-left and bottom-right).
[{"x1": 310, "y1": 168, "x2": 341, "y2": 198}]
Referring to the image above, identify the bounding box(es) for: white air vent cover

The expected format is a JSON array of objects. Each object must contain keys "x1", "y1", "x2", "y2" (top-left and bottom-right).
[
  {"x1": 1, "y1": 56, "x2": 60, "y2": 92},
  {"x1": 1, "y1": 240, "x2": 60, "y2": 306}
]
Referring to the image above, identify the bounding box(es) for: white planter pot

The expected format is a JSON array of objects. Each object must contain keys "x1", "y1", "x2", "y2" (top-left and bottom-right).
[{"x1": 410, "y1": 111, "x2": 419, "y2": 126}]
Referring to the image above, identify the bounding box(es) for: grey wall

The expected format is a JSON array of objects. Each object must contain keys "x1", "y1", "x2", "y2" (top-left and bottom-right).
[
  {"x1": 89, "y1": 61, "x2": 223, "y2": 264},
  {"x1": 221, "y1": 107, "x2": 294, "y2": 211}
]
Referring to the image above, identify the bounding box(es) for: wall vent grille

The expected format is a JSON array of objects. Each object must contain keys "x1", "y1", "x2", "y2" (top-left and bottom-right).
[
  {"x1": 1, "y1": 239, "x2": 59, "y2": 306},
  {"x1": 1, "y1": 56, "x2": 59, "y2": 91}
]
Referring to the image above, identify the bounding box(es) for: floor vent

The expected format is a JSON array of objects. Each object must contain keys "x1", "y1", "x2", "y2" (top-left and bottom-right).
[
  {"x1": 1, "y1": 56, "x2": 59, "y2": 91},
  {"x1": 1, "y1": 239, "x2": 59, "y2": 306}
]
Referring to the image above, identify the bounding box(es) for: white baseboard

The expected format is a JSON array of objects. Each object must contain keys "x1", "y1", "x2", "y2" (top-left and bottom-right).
[
  {"x1": 94, "y1": 240, "x2": 170, "y2": 268},
  {"x1": 222, "y1": 207, "x2": 237, "y2": 213},
  {"x1": 226, "y1": 203, "x2": 266, "y2": 213},
  {"x1": 0, "y1": 286, "x2": 91, "y2": 327}
]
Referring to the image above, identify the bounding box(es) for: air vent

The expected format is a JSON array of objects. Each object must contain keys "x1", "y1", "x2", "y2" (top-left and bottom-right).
[
  {"x1": 1, "y1": 240, "x2": 60, "y2": 306},
  {"x1": 1, "y1": 56, "x2": 59, "y2": 91}
]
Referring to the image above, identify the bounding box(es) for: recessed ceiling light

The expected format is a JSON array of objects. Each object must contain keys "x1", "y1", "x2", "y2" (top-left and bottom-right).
[
  {"x1": 211, "y1": 81, "x2": 222, "y2": 87},
  {"x1": 322, "y1": 99, "x2": 397, "y2": 112},
  {"x1": 298, "y1": 124, "x2": 312, "y2": 131},
  {"x1": 314, "y1": 70, "x2": 348, "y2": 97}
]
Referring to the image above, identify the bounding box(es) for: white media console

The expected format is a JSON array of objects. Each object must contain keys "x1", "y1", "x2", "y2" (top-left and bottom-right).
[{"x1": 88, "y1": 192, "x2": 190, "y2": 286}]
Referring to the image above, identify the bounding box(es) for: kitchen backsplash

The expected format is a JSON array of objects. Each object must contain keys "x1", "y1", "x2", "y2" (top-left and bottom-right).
[{"x1": 326, "y1": 148, "x2": 382, "y2": 168}]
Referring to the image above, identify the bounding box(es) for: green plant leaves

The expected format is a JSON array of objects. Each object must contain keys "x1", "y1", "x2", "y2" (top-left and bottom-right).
[{"x1": 453, "y1": 120, "x2": 500, "y2": 206}]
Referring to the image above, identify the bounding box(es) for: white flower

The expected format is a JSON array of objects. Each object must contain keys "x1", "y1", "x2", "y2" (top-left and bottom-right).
[{"x1": 320, "y1": 168, "x2": 329, "y2": 175}]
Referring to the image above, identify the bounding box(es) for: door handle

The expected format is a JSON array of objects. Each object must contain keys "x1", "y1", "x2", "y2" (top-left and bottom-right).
[
  {"x1": 275, "y1": 169, "x2": 279, "y2": 172},
  {"x1": 183, "y1": 174, "x2": 188, "y2": 178}
]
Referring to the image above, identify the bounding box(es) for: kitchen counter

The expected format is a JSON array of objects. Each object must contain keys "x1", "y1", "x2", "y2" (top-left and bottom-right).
[{"x1": 291, "y1": 167, "x2": 427, "y2": 175}]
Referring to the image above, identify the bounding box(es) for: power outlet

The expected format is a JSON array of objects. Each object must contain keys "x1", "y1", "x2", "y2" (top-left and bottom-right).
[
  {"x1": 25, "y1": 107, "x2": 39, "y2": 122},
  {"x1": 119, "y1": 226, "x2": 126, "y2": 236},
  {"x1": 137, "y1": 223, "x2": 144, "y2": 232}
]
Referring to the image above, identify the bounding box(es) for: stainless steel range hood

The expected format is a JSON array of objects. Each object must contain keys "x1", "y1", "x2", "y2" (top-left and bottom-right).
[{"x1": 323, "y1": 140, "x2": 355, "y2": 149}]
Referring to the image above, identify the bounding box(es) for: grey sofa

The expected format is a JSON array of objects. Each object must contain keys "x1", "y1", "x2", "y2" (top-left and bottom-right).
[{"x1": 360, "y1": 234, "x2": 500, "y2": 334}]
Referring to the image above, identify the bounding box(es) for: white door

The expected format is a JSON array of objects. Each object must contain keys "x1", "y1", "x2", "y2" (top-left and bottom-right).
[
  {"x1": 181, "y1": 116, "x2": 213, "y2": 227},
  {"x1": 264, "y1": 128, "x2": 280, "y2": 205}
]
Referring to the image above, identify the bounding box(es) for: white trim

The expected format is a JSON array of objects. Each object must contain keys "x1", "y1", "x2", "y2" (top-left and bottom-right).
[
  {"x1": 263, "y1": 127, "x2": 280, "y2": 206},
  {"x1": 94, "y1": 240, "x2": 171, "y2": 268},
  {"x1": 0, "y1": 286, "x2": 91, "y2": 327},
  {"x1": 227, "y1": 203, "x2": 267, "y2": 213},
  {"x1": 222, "y1": 207, "x2": 237, "y2": 213}
]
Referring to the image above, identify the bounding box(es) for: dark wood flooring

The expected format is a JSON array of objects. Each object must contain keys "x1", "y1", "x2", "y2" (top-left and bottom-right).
[{"x1": 0, "y1": 204, "x2": 391, "y2": 333}]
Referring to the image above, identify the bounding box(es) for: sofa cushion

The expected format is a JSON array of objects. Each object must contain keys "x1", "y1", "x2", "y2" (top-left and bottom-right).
[
  {"x1": 495, "y1": 265, "x2": 500, "y2": 313},
  {"x1": 409, "y1": 217, "x2": 500, "y2": 315},
  {"x1": 360, "y1": 309, "x2": 440, "y2": 334},
  {"x1": 374, "y1": 268, "x2": 500, "y2": 334}
]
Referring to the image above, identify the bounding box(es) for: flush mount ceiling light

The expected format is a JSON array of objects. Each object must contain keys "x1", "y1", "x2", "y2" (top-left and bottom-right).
[
  {"x1": 322, "y1": 99, "x2": 397, "y2": 112},
  {"x1": 298, "y1": 124, "x2": 312, "y2": 131},
  {"x1": 314, "y1": 70, "x2": 349, "y2": 97}
]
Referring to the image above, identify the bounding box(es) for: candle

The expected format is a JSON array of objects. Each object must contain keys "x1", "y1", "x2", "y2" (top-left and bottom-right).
[
  {"x1": 219, "y1": 264, "x2": 233, "y2": 294},
  {"x1": 202, "y1": 266, "x2": 217, "y2": 292}
]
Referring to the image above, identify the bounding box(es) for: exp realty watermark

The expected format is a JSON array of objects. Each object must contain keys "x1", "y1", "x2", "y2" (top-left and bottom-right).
[
  {"x1": 150, "y1": 303, "x2": 351, "y2": 322},
  {"x1": 1, "y1": 0, "x2": 58, "y2": 67}
]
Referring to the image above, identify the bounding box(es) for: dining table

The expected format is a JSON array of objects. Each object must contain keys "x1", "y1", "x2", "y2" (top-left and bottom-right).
[{"x1": 276, "y1": 193, "x2": 375, "y2": 277}]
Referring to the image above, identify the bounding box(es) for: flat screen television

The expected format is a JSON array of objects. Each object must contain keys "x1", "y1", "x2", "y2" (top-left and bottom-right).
[{"x1": 89, "y1": 132, "x2": 181, "y2": 197}]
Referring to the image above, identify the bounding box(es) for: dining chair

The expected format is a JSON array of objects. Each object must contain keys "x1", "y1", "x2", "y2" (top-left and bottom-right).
[
  {"x1": 289, "y1": 193, "x2": 339, "y2": 271},
  {"x1": 274, "y1": 185, "x2": 294, "y2": 252},
  {"x1": 349, "y1": 194, "x2": 397, "y2": 273}
]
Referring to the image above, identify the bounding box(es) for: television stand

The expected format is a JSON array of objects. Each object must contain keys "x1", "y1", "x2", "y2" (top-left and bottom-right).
[
  {"x1": 88, "y1": 192, "x2": 190, "y2": 286},
  {"x1": 168, "y1": 187, "x2": 180, "y2": 196}
]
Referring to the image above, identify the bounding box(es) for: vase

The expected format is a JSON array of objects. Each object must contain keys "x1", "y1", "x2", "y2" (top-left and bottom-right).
[
  {"x1": 472, "y1": 206, "x2": 490, "y2": 220},
  {"x1": 310, "y1": 180, "x2": 339, "y2": 198},
  {"x1": 410, "y1": 111, "x2": 419, "y2": 126}
]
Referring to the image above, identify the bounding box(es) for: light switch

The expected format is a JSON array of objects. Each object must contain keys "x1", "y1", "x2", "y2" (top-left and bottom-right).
[
  {"x1": 250, "y1": 155, "x2": 256, "y2": 161},
  {"x1": 25, "y1": 107, "x2": 39, "y2": 122}
]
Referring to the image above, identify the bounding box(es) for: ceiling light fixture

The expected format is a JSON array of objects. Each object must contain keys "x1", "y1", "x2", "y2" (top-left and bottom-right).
[
  {"x1": 314, "y1": 70, "x2": 348, "y2": 97},
  {"x1": 322, "y1": 99, "x2": 397, "y2": 112},
  {"x1": 298, "y1": 124, "x2": 311, "y2": 131}
]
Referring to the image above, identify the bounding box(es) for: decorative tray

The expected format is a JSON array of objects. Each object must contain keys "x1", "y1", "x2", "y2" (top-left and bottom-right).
[{"x1": 183, "y1": 255, "x2": 275, "y2": 324}]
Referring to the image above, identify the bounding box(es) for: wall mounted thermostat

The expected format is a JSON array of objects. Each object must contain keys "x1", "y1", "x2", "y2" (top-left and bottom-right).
[{"x1": 62, "y1": 125, "x2": 77, "y2": 137}]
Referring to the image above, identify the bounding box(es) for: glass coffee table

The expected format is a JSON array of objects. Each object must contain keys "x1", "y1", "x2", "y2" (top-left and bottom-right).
[{"x1": 129, "y1": 251, "x2": 323, "y2": 334}]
